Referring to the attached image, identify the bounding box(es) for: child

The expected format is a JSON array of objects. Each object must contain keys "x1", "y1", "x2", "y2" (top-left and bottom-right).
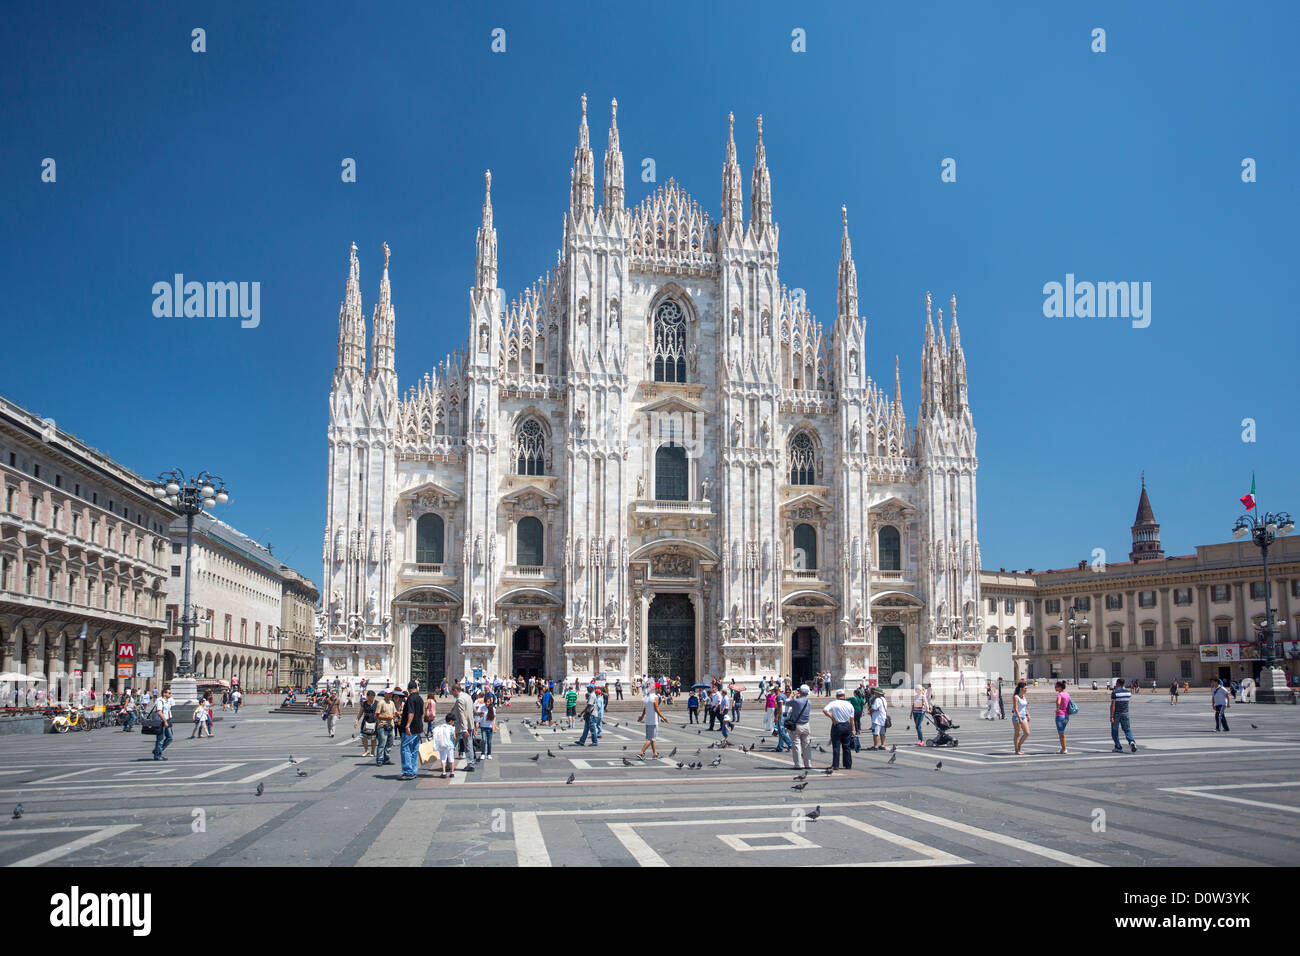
[{"x1": 432, "y1": 714, "x2": 457, "y2": 779}]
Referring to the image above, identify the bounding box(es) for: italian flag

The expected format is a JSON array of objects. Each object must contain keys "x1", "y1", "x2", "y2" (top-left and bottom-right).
[{"x1": 1241, "y1": 473, "x2": 1256, "y2": 511}]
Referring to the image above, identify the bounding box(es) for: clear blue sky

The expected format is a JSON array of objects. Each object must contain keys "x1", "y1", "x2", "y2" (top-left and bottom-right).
[{"x1": 3, "y1": 0, "x2": 1297, "y2": 586}]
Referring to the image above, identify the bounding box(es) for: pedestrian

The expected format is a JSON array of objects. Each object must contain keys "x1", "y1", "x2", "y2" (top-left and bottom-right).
[
  {"x1": 592, "y1": 686, "x2": 605, "y2": 743},
  {"x1": 615, "y1": 678, "x2": 623, "y2": 700},
  {"x1": 231, "y1": 688, "x2": 241, "y2": 713},
  {"x1": 564, "y1": 685, "x2": 578, "y2": 728},
  {"x1": 996, "y1": 677, "x2": 1006, "y2": 719},
  {"x1": 539, "y1": 684, "x2": 554, "y2": 725},
  {"x1": 1012, "y1": 681, "x2": 1030, "y2": 755},
  {"x1": 787, "y1": 684, "x2": 814, "y2": 769},
  {"x1": 983, "y1": 680, "x2": 999, "y2": 720},
  {"x1": 324, "y1": 691, "x2": 341, "y2": 738},
  {"x1": 910, "y1": 684, "x2": 929, "y2": 746},
  {"x1": 477, "y1": 694, "x2": 496, "y2": 759},
  {"x1": 423, "y1": 691, "x2": 437, "y2": 739},
  {"x1": 575, "y1": 685, "x2": 598, "y2": 747},
  {"x1": 1169, "y1": 679, "x2": 1179, "y2": 706},
  {"x1": 432, "y1": 715, "x2": 457, "y2": 779},
  {"x1": 773, "y1": 686, "x2": 793, "y2": 752},
  {"x1": 453, "y1": 682, "x2": 477, "y2": 772},
  {"x1": 1110, "y1": 678, "x2": 1137, "y2": 752},
  {"x1": 151, "y1": 688, "x2": 174, "y2": 761},
  {"x1": 189, "y1": 696, "x2": 210, "y2": 739},
  {"x1": 763, "y1": 688, "x2": 777, "y2": 732},
  {"x1": 1213, "y1": 679, "x2": 1231, "y2": 732},
  {"x1": 824, "y1": 689, "x2": 856, "y2": 768},
  {"x1": 355, "y1": 690, "x2": 378, "y2": 757},
  {"x1": 849, "y1": 685, "x2": 865, "y2": 734},
  {"x1": 869, "y1": 688, "x2": 889, "y2": 750},
  {"x1": 399, "y1": 681, "x2": 425, "y2": 779},
  {"x1": 731, "y1": 685, "x2": 743, "y2": 723},
  {"x1": 687, "y1": 690, "x2": 699, "y2": 723},
  {"x1": 1054, "y1": 680, "x2": 1072, "y2": 754},
  {"x1": 374, "y1": 690, "x2": 398, "y2": 766},
  {"x1": 636, "y1": 687, "x2": 669, "y2": 759},
  {"x1": 121, "y1": 692, "x2": 137, "y2": 732}
]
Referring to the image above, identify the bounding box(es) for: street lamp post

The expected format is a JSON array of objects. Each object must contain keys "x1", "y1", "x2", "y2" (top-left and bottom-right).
[
  {"x1": 1233, "y1": 509, "x2": 1294, "y2": 703},
  {"x1": 149, "y1": 470, "x2": 229, "y2": 705},
  {"x1": 1059, "y1": 604, "x2": 1088, "y2": 686}
]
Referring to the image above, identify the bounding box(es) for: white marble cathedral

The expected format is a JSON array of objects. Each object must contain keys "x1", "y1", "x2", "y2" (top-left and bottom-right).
[{"x1": 321, "y1": 96, "x2": 983, "y2": 693}]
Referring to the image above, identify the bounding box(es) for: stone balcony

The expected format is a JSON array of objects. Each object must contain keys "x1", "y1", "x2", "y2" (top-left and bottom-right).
[
  {"x1": 399, "y1": 561, "x2": 457, "y2": 581},
  {"x1": 632, "y1": 498, "x2": 715, "y2": 534},
  {"x1": 502, "y1": 564, "x2": 559, "y2": 585}
]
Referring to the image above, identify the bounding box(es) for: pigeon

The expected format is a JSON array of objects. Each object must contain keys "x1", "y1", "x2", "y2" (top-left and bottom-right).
[
  {"x1": 296, "y1": 769, "x2": 308, "y2": 777},
  {"x1": 791, "y1": 781, "x2": 808, "y2": 791},
  {"x1": 558, "y1": 745, "x2": 564, "y2": 750},
  {"x1": 934, "y1": 761, "x2": 943, "y2": 771},
  {"x1": 529, "y1": 753, "x2": 540, "y2": 762},
  {"x1": 623, "y1": 745, "x2": 627, "y2": 750},
  {"x1": 1252, "y1": 723, "x2": 1258, "y2": 729},
  {"x1": 890, "y1": 744, "x2": 897, "y2": 753},
  {"x1": 547, "y1": 749, "x2": 556, "y2": 758},
  {"x1": 255, "y1": 782, "x2": 264, "y2": 796},
  {"x1": 694, "y1": 748, "x2": 701, "y2": 755},
  {"x1": 676, "y1": 762, "x2": 684, "y2": 769},
  {"x1": 11, "y1": 804, "x2": 22, "y2": 819},
  {"x1": 709, "y1": 755, "x2": 723, "y2": 767},
  {"x1": 818, "y1": 745, "x2": 826, "y2": 753},
  {"x1": 888, "y1": 753, "x2": 897, "y2": 764},
  {"x1": 806, "y1": 805, "x2": 821, "y2": 821},
  {"x1": 623, "y1": 757, "x2": 634, "y2": 766},
  {"x1": 697, "y1": 729, "x2": 701, "y2": 734},
  {"x1": 289, "y1": 755, "x2": 297, "y2": 763},
  {"x1": 823, "y1": 768, "x2": 834, "y2": 776},
  {"x1": 668, "y1": 747, "x2": 677, "y2": 757},
  {"x1": 794, "y1": 772, "x2": 807, "y2": 781},
  {"x1": 565, "y1": 773, "x2": 575, "y2": 784}
]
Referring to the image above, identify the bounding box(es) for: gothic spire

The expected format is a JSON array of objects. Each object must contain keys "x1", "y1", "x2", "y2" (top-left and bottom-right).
[
  {"x1": 946, "y1": 293, "x2": 968, "y2": 412},
  {"x1": 721, "y1": 111, "x2": 744, "y2": 237},
  {"x1": 369, "y1": 242, "x2": 395, "y2": 379},
  {"x1": 1129, "y1": 475, "x2": 1164, "y2": 562},
  {"x1": 475, "y1": 170, "x2": 497, "y2": 289},
  {"x1": 893, "y1": 354, "x2": 902, "y2": 408},
  {"x1": 336, "y1": 242, "x2": 365, "y2": 377},
  {"x1": 569, "y1": 93, "x2": 595, "y2": 222},
  {"x1": 602, "y1": 97, "x2": 624, "y2": 218},
  {"x1": 837, "y1": 205, "x2": 858, "y2": 320},
  {"x1": 748, "y1": 115, "x2": 772, "y2": 236}
]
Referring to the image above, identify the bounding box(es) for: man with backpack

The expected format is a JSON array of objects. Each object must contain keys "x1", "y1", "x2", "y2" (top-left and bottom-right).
[{"x1": 786, "y1": 684, "x2": 814, "y2": 769}]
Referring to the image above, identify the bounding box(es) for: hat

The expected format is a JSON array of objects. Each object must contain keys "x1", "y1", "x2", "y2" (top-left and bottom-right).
[
  {"x1": 407, "y1": 681, "x2": 418, "y2": 690},
  {"x1": 799, "y1": 684, "x2": 811, "y2": 694},
  {"x1": 835, "y1": 689, "x2": 846, "y2": 697}
]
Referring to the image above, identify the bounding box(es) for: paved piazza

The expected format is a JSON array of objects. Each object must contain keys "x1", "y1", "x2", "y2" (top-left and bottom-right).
[{"x1": 1, "y1": 696, "x2": 1298, "y2": 867}]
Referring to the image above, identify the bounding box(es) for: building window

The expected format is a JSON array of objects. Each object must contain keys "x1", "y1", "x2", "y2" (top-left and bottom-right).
[
  {"x1": 1178, "y1": 626, "x2": 1191, "y2": 645},
  {"x1": 172, "y1": 543, "x2": 181, "y2": 555},
  {"x1": 1049, "y1": 633, "x2": 1060, "y2": 651},
  {"x1": 416, "y1": 513, "x2": 445, "y2": 564},
  {"x1": 788, "y1": 431, "x2": 816, "y2": 485},
  {"x1": 1174, "y1": 588, "x2": 1192, "y2": 605},
  {"x1": 1077, "y1": 633, "x2": 1089, "y2": 649},
  {"x1": 1106, "y1": 593, "x2": 1122, "y2": 610},
  {"x1": 1215, "y1": 624, "x2": 1230, "y2": 642},
  {"x1": 516, "y1": 516, "x2": 544, "y2": 566},
  {"x1": 1110, "y1": 631, "x2": 1121, "y2": 648},
  {"x1": 1024, "y1": 600, "x2": 1033, "y2": 614},
  {"x1": 1074, "y1": 596, "x2": 1091, "y2": 612},
  {"x1": 877, "y1": 526, "x2": 901, "y2": 572},
  {"x1": 1024, "y1": 633, "x2": 1035, "y2": 651},
  {"x1": 513, "y1": 418, "x2": 547, "y2": 476},
  {"x1": 54, "y1": 474, "x2": 61, "y2": 488},
  {"x1": 1005, "y1": 598, "x2": 1015, "y2": 615},
  {"x1": 1143, "y1": 628, "x2": 1155, "y2": 647},
  {"x1": 654, "y1": 444, "x2": 689, "y2": 501},
  {"x1": 1079, "y1": 663, "x2": 1089, "y2": 679},
  {"x1": 1139, "y1": 591, "x2": 1156, "y2": 608},
  {"x1": 1211, "y1": 585, "x2": 1230, "y2": 602},
  {"x1": 652, "y1": 300, "x2": 688, "y2": 382},
  {"x1": 1293, "y1": 579, "x2": 1300, "y2": 599},
  {"x1": 988, "y1": 598, "x2": 998, "y2": 613},
  {"x1": 1180, "y1": 659, "x2": 1192, "y2": 679},
  {"x1": 47, "y1": 568, "x2": 58, "y2": 599},
  {"x1": 1111, "y1": 661, "x2": 1122, "y2": 678},
  {"x1": 29, "y1": 497, "x2": 39, "y2": 521},
  {"x1": 1250, "y1": 581, "x2": 1267, "y2": 600},
  {"x1": 792, "y1": 524, "x2": 818, "y2": 570},
  {"x1": 0, "y1": 556, "x2": 9, "y2": 591},
  {"x1": 1045, "y1": 599, "x2": 1061, "y2": 615},
  {"x1": 1144, "y1": 661, "x2": 1156, "y2": 679}
]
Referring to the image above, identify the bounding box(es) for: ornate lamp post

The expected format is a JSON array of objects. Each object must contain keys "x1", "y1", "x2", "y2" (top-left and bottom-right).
[
  {"x1": 149, "y1": 470, "x2": 230, "y2": 689},
  {"x1": 1058, "y1": 603, "x2": 1088, "y2": 686},
  {"x1": 1233, "y1": 509, "x2": 1294, "y2": 702}
]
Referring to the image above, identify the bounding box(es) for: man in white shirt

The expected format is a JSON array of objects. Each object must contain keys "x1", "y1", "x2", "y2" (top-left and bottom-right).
[
  {"x1": 823, "y1": 689, "x2": 856, "y2": 769},
  {"x1": 151, "y1": 689, "x2": 174, "y2": 760},
  {"x1": 1212, "y1": 679, "x2": 1231, "y2": 732}
]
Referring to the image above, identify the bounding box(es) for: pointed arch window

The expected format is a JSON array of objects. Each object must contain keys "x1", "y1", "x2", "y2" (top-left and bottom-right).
[
  {"x1": 878, "y1": 525, "x2": 901, "y2": 572},
  {"x1": 789, "y1": 431, "x2": 816, "y2": 484},
  {"x1": 793, "y1": 524, "x2": 818, "y2": 570},
  {"x1": 514, "y1": 418, "x2": 547, "y2": 475},
  {"x1": 655, "y1": 443, "x2": 688, "y2": 501},
  {"x1": 652, "y1": 301, "x2": 687, "y2": 383},
  {"x1": 517, "y1": 516, "x2": 544, "y2": 566},
  {"x1": 416, "y1": 513, "x2": 444, "y2": 564}
]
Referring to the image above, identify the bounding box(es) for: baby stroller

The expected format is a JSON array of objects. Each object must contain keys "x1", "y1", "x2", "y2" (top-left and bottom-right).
[{"x1": 925, "y1": 705, "x2": 960, "y2": 747}]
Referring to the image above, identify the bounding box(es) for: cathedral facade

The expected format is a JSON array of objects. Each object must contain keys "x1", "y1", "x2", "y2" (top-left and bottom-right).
[{"x1": 321, "y1": 97, "x2": 983, "y2": 692}]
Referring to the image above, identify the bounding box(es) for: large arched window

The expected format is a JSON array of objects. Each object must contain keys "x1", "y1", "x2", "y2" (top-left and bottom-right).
[
  {"x1": 514, "y1": 418, "x2": 546, "y2": 475},
  {"x1": 416, "y1": 513, "x2": 444, "y2": 564},
  {"x1": 789, "y1": 431, "x2": 816, "y2": 484},
  {"x1": 655, "y1": 443, "x2": 688, "y2": 501},
  {"x1": 516, "y1": 516, "x2": 544, "y2": 566},
  {"x1": 878, "y1": 525, "x2": 901, "y2": 571},
  {"x1": 793, "y1": 523, "x2": 818, "y2": 570},
  {"x1": 652, "y1": 301, "x2": 687, "y2": 383}
]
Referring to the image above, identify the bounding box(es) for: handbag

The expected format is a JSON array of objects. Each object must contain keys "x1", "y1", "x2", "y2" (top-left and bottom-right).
[
  {"x1": 418, "y1": 739, "x2": 437, "y2": 765},
  {"x1": 361, "y1": 719, "x2": 377, "y2": 736},
  {"x1": 884, "y1": 714, "x2": 893, "y2": 729}
]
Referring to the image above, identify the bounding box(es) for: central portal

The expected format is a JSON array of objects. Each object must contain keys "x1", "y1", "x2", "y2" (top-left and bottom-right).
[
  {"x1": 512, "y1": 626, "x2": 545, "y2": 679},
  {"x1": 410, "y1": 625, "x2": 447, "y2": 691},
  {"x1": 791, "y1": 627, "x2": 820, "y2": 688},
  {"x1": 647, "y1": 593, "x2": 696, "y2": 682}
]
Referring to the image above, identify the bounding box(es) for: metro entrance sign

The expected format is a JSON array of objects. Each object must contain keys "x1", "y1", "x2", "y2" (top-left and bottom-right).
[{"x1": 117, "y1": 642, "x2": 135, "y2": 678}]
